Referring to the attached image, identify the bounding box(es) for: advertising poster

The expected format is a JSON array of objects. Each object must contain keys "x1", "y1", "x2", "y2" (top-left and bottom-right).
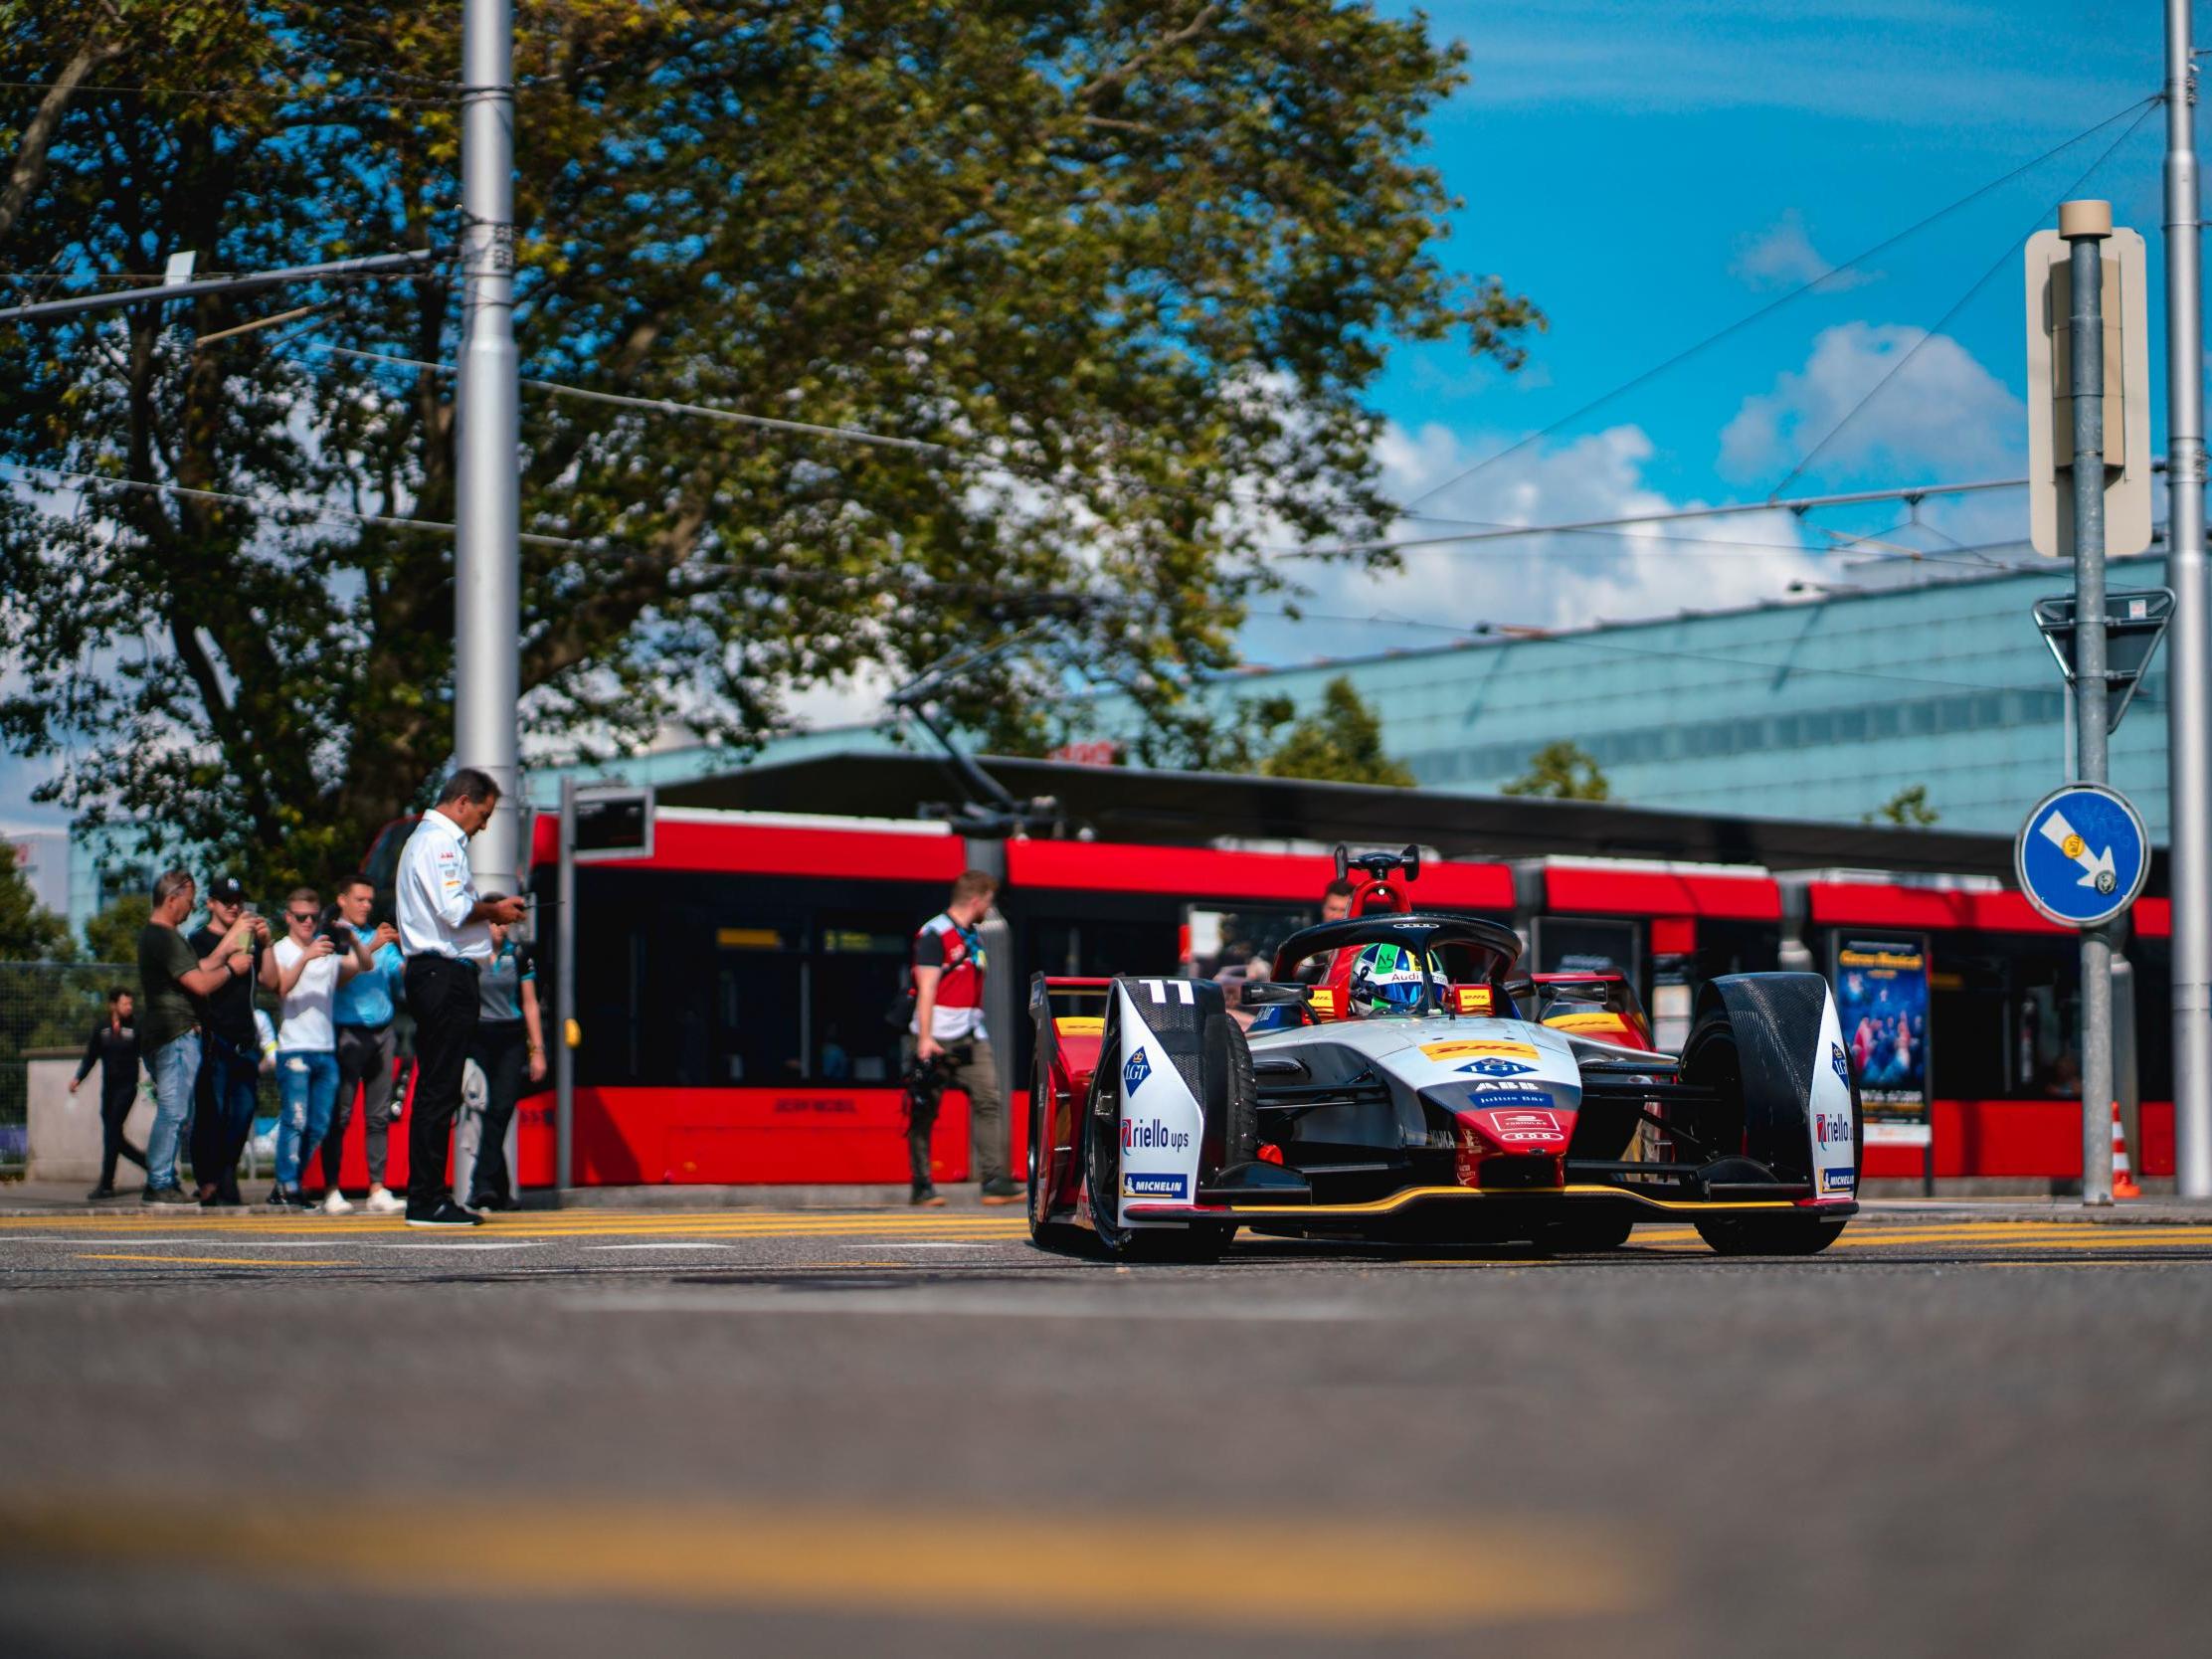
[{"x1": 1832, "y1": 935, "x2": 1933, "y2": 1147}]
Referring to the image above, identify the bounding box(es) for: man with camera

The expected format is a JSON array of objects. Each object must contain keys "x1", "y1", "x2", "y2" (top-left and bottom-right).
[
  {"x1": 905, "y1": 869, "x2": 1016, "y2": 1208},
  {"x1": 261, "y1": 885, "x2": 375, "y2": 1208},
  {"x1": 395, "y1": 770, "x2": 528, "y2": 1228},
  {"x1": 189, "y1": 876, "x2": 272, "y2": 1205}
]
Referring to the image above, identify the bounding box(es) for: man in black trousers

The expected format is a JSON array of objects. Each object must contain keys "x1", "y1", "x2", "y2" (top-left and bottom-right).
[
  {"x1": 70, "y1": 988, "x2": 145, "y2": 1198},
  {"x1": 394, "y1": 769, "x2": 527, "y2": 1227}
]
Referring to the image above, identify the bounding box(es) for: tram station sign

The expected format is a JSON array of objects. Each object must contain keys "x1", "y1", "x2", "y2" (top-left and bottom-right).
[{"x1": 2014, "y1": 783, "x2": 2149, "y2": 929}]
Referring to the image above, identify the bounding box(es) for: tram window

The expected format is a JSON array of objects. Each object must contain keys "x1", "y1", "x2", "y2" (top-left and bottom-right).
[{"x1": 812, "y1": 909, "x2": 913, "y2": 1084}]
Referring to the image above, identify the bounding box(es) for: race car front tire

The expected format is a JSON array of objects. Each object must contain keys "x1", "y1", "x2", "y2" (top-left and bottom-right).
[
  {"x1": 1539, "y1": 1211, "x2": 1637, "y2": 1252},
  {"x1": 1026, "y1": 1046, "x2": 1088, "y2": 1255},
  {"x1": 1693, "y1": 1213, "x2": 1847, "y2": 1256}
]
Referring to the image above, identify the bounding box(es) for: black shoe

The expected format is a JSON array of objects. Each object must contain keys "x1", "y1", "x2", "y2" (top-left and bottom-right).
[
  {"x1": 467, "y1": 1193, "x2": 513, "y2": 1213},
  {"x1": 405, "y1": 1199, "x2": 484, "y2": 1228},
  {"x1": 910, "y1": 1185, "x2": 947, "y2": 1207},
  {"x1": 86, "y1": 1185, "x2": 116, "y2": 1201},
  {"x1": 141, "y1": 1187, "x2": 195, "y2": 1205},
  {"x1": 266, "y1": 1186, "x2": 310, "y2": 1209},
  {"x1": 979, "y1": 1177, "x2": 1021, "y2": 1205}
]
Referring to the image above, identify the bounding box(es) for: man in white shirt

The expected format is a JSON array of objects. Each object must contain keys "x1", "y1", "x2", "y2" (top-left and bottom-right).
[
  {"x1": 396, "y1": 769, "x2": 527, "y2": 1227},
  {"x1": 260, "y1": 886, "x2": 373, "y2": 1208}
]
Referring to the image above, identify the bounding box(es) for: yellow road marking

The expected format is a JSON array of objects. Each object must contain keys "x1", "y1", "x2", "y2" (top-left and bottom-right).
[
  {"x1": 73, "y1": 1253, "x2": 347, "y2": 1268},
  {"x1": 0, "y1": 1494, "x2": 1646, "y2": 1631}
]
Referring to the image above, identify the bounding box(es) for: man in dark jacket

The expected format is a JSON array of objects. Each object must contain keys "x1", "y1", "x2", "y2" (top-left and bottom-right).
[{"x1": 70, "y1": 988, "x2": 146, "y2": 1199}]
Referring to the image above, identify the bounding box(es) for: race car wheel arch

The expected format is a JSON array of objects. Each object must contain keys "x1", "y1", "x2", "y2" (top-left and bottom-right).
[
  {"x1": 1027, "y1": 1044, "x2": 1087, "y2": 1253},
  {"x1": 1678, "y1": 973, "x2": 1842, "y2": 1184}
]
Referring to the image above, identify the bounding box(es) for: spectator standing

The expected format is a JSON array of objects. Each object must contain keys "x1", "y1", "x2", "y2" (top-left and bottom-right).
[
  {"x1": 1321, "y1": 878, "x2": 1356, "y2": 923},
  {"x1": 454, "y1": 905, "x2": 545, "y2": 1211},
  {"x1": 907, "y1": 870, "x2": 1016, "y2": 1207},
  {"x1": 188, "y1": 876, "x2": 271, "y2": 1207},
  {"x1": 323, "y1": 875, "x2": 406, "y2": 1214},
  {"x1": 71, "y1": 988, "x2": 146, "y2": 1198},
  {"x1": 135, "y1": 870, "x2": 242, "y2": 1203},
  {"x1": 261, "y1": 887, "x2": 372, "y2": 1209},
  {"x1": 395, "y1": 770, "x2": 527, "y2": 1228}
]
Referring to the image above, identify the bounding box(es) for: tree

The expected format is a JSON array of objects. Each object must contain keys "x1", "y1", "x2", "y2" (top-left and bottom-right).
[
  {"x1": 1867, "y1": 785, "x2": 1938, "y2": 828},
  {"x1": 0, "y1": 842, "x2": 72, "y2": 961},
  {"x1": 1255, "y1": 677, "x2": 1415, "y2": 788},
  {"x1": 0, "y1": 3, "x2": 1541, "y2": 891},
  {"x1": 1501, "y1": 740, "x2": 1609, "y2": 802},
  {"x1": 82, "y1": 892, "x2": 150, "y2": 966}
]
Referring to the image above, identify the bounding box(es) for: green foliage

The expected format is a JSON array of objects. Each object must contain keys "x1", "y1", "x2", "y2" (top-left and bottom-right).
[
  {"x1": 1867, "y1": 784, "x2": 1939, "y2": 827},
  {"x1": 1254, "y1": 677, "x2": 1416, "y2": 789},
  {"x1": 1501, "y1": 740, "x2": 1610, "y2": 802},
  {"x1": 0, "y1": 842, "x2": 72, "y2": 962},
  {"x1": 0, "y1": 2, "x2": 1540, "y2": 892},
  {"x1": 82, "y1": 892, "x2": 151, "y2": 966}
]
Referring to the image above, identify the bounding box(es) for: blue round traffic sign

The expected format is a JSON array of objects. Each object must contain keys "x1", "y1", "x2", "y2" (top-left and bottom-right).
[{"x1": 2014, "y1": 783, "x2": 2149, "y2": 928}]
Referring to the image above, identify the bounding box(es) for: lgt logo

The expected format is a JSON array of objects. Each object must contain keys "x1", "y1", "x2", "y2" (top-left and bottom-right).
[
  {"x1": 1123, "y1": 1045, "x2": 1151, "y2": 1094},
  {"x1": 1457, "y1": 1058, "x2": 1536, "y2": 1078}
]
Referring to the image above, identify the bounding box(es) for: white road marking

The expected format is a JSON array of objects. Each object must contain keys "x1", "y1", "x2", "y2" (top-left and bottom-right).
[
  {"x1": 584, "y1": 1242, "x2": 736, "y2": 1251},
  {"x1": 366, "y1": 1240, "x2": 546, "y2": 1250}
]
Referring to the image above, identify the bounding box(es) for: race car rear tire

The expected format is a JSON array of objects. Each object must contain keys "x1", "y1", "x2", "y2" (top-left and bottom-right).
[
  {"x1": 1540, "y1": 1211, "x2": 1637, "y2": 1252},
  {"x1": 1694, "y1": 1213, "x2": 1847, "y2": 1256},
  {"x1": 1027, "y1": 1047, "x2": 1088, "y2": 1256}
]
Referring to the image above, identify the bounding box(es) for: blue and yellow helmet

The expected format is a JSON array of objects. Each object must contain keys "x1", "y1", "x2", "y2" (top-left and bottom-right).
[{"x1": 1348, "y1": 943, "x2": 1444, "y2": 1015}]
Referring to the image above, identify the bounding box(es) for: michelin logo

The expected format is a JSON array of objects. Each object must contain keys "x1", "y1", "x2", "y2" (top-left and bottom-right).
[
  {"x1": 1822, "y1": 1168, "x2": 1855, "y2": 1193},
  {"x1": 1123, "y1": 1045, "x2": 1152, "y2": 1094},
  {"x1": 1122, "y1": 1172, "x2": 1190, "y2": 1199}
]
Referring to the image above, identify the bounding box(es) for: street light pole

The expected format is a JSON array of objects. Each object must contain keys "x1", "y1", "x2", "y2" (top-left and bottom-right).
[
  {"x1": 456, "y1": 0, "x2": 521, "y2": 894},
  {"x1": 2162, "y1": 0, "x2": 2212, "y2": 1198}
]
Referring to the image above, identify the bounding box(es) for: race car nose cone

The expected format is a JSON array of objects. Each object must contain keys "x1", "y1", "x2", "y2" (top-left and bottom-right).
[{"x1": 1452, "y1": 1107, "x2": 1571, "y2": 1189}]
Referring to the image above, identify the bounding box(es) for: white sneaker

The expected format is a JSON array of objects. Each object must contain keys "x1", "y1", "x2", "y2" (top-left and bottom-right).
[
  {"x1": 362, "y1": 1186, "x2": 404, "y2": 1215},
  {"x1": 321, "y1": 1189, "x2": 354, "y2": 1215}
]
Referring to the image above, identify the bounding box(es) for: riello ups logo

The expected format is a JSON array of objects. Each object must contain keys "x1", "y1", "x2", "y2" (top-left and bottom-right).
[{"x1": 1123, "y1": 1118, "x2": 1191, "y2": 1153}]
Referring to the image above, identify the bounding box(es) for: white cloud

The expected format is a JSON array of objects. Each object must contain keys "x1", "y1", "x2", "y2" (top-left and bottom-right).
[
  {"x1": 1732, "y1": 211, "x2": 1876, "y2": 293},
  {"x1": 1718, "y1": 322, "x2": 2025, "y2": 483},
  {"x1": 1241, "y1": 420, "x2": 1827, "y2": 666}
]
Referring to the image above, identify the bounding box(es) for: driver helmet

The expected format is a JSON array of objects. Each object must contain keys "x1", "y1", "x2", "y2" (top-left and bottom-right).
[{"x1": 1348, "y1": 942, "x2": 1442, "y2": 1015}]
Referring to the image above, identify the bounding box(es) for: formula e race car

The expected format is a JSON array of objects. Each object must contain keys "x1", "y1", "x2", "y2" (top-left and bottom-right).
[{"x1": 1025, "y1": 880, "x2": 1860, "y2": 1262}]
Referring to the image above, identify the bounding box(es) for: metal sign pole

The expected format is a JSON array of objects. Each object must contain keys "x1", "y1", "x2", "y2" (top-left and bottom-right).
[
  {"x1": 2163, "y1": 0, "x2": 2212, "y2": 1198},
  {"x1": 2064, "y1": 200, "x2": 2116, "y2": 1207}
]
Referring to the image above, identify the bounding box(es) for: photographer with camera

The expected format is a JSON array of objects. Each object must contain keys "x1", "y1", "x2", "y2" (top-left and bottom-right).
[
  {"x1": 259, "y1": 885, "x2": 373, "y2": 1209},
  {"x1": 188, "y1": 876, "x2": 272, "y2": 1206},
  {"x1": 904, "y1": 870, "x2": 1015, "y2": 1208},
  {"x1": 322, "y1": 875, "x2": 407, "y2": 1214}
]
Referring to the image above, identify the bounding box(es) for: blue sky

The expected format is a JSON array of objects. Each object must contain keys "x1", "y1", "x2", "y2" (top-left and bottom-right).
[
  {"x1": 1243, "y1": 0, "x2": 2187, "y2": 664},
  {"x1": 3, "y1": 4, "x2": 2195, "y2": 828}
]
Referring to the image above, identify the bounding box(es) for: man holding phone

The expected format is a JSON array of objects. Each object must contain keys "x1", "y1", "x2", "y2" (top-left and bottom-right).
[
  {"x1": 324, "y1": 875, "x2": 407, "y2": 1214},
  {"x1": 189, "y1": 876, "x2": 271, "y2": 1205},
  {"x1": 396, "y1": 769, "x2": 528, "y2": 1227},
  {"x1": 262, "y1": 886, "x2": 374, "y2": 1208}
]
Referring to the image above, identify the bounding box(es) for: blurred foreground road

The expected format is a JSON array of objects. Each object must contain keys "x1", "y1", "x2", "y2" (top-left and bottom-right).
[{"x1": 2, "y1": 1203, "x2": 2209, "y2": 1658}]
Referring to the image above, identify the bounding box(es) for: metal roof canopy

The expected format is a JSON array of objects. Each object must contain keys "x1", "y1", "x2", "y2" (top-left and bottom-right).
[{"x1": 653, "y1": 751, "x2": 2120, "y2": 888}]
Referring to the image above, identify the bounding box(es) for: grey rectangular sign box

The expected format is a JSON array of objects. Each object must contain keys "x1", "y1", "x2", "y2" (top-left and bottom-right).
[{"x1": 2033, "y1": 587, "x2": 2174, "y2": 733}]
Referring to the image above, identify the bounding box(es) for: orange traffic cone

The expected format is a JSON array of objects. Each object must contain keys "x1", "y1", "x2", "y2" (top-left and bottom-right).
[{"x1": 2111, "y1": 1101, "x2": 2141, "y2": 1199}]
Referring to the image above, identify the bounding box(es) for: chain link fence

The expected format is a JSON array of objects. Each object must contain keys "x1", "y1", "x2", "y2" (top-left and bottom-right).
[{"x1": 0, "y1": 962, "x2": 137, "y2": 1172}]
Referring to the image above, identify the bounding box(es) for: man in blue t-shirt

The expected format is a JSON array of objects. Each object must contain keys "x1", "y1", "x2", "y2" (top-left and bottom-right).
[{"x1": 321, "y1": 875, "x2": 408, "y2": 1215}]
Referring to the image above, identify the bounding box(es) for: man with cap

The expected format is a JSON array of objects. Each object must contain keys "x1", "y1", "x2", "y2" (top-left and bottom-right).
[
  {"x1": 395, "y1": 769, "x2": 528, "y2": 1227},
  {"x1": 189, "y1": 876, "x2": 271, "y2": 1205}
]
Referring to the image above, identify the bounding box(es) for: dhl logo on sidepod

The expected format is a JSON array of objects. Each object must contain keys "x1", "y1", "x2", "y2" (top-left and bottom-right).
[{"x1": 1419, "y1": 1038, "x2": 1540, "y2": 1062}]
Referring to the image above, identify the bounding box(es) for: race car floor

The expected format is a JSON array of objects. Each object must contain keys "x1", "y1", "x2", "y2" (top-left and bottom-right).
[{"x1": 3, "y1": 1205, "x2": 2209, "y2": 1658}]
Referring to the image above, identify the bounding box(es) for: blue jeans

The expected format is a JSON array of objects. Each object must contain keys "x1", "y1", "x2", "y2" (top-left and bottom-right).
[
  {"x1": 274, "y1": 1050, "x2": 340, "y2": 1191},
  {"x1": 145, "y1": 1031, "x2": 200, "y2": 1192}
]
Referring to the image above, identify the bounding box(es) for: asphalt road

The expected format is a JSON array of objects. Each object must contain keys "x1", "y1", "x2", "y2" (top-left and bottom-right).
[{"x1": 3, "y1": 1204, "x2": 2209, "y2": 1658}]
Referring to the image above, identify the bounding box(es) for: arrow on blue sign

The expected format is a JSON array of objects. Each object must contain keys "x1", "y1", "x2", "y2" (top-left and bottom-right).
[{"x1": 2015, "y1": 784, "x2": 2150, "y2": 928}]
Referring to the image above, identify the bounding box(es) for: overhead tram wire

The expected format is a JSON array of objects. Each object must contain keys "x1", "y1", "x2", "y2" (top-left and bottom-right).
[
  {"x1": 1395, "y1": 93, "x2": 2162, "y2": 516},
  {"x1": 280, "y1": 342, "x2": 1973, "y2": 560},
  {"x1": 1766, "y1": 97, "x2": 2163, "y2": 501}
]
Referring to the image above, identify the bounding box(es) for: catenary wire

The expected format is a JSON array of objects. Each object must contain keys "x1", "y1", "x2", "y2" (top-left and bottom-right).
[
  {"x1": 1766, "y1": 97, "x2": 2162, "y2": 499},
  {"x1": 1397, "y1": 93, "x2": 2161, "y2": 514}
]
